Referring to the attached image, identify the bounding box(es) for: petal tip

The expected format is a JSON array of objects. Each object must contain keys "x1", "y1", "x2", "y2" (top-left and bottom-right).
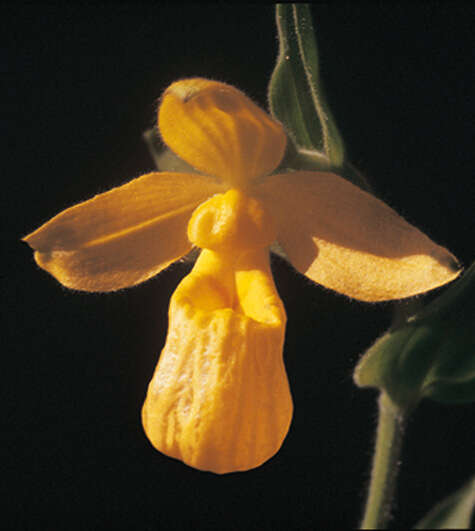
[
  {"x1": 22, "y1": 230, "x2": 41, "y2": 250},
  {"x1": 164, "y1": 77, "x2": 221, "y2": 103},
  {"x1": 436, "y1": 248, "x2": 462, "y2": 274}
]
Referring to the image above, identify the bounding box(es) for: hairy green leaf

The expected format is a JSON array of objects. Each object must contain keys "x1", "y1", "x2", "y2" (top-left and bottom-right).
[
  {"x1": 354, "y1": 262, "x2": 475, "y2": 409},
  {"x1": 268, "y1": 4, "x2": 345, "y2": 170},
  {"x1": 415, "y1": 476, "x2": 475, "y2": 529}
]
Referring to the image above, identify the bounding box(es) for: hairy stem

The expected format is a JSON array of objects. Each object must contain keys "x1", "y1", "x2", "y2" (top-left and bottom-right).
[{"x1": 361, "y1": 392, "x2": 406, "y2": 529}]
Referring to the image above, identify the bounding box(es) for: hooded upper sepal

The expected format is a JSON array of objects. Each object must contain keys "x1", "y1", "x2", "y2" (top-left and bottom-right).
[{"x1": 159, "y1": 78, "x2": 287, "y2": 188}]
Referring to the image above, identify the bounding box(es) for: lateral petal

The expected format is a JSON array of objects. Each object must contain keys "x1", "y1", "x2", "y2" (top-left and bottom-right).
[
  {"x1": 23, "y1": 172, "x2": 224, "y2": 291},
  {"x1": 142, "y1": 248, "x2": 292, "y2": 474},
  {"x1": 159, "y1": 78, "x2": 287, "y2": 188},
  {"x1": 255, "y1": 171, "x2": 461, "y2": 302}
]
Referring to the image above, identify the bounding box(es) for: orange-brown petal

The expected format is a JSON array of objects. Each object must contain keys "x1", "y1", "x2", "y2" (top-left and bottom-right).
[
  {"x1": 255, "y1": 171, "x2": 461, "y2": 302},
  {"x1": 23, "y1": 172, "x2": 225, "y2": 291}
]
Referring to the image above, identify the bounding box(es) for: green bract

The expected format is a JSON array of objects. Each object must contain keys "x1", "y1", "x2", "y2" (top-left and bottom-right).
[
  {"x1": 415, "y1": 475, "x2": 475, "y2": 529},
  {"x1": 267, "y1": 4, "x2": 370, "y2": 191},
  {"x1": 268, "y1": 4, "x2": 343, "y2": 167},
  {"x1": 354, "y1": 262, "x2": 475, "y2": 409}
]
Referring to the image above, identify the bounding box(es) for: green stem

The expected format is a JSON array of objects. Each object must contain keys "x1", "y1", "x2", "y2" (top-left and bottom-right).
[{"x1": 361, "y1": 392, "x2": 406, "y2": 529}]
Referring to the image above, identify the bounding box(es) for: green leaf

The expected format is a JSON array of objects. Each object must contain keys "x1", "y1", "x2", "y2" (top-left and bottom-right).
[
  {"x1": 268, "y1": 5, "x2": 371, "y2": 192},
  {"x1": 414, "y1": 476, "x2": 475, "y2": 529},
  {"x1": 268, "y1": 4, "x2": 345, "y2": 170},
  {"x1": 354, "y1": 262, "x2": 475, "y2": 409}
]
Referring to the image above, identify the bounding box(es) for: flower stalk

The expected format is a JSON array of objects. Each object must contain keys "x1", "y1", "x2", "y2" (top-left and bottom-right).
[{"x1": 361, "y1": 392, "x2": 406, "y2": 529}]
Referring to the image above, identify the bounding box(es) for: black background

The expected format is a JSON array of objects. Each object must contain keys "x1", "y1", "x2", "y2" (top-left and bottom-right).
[{"x1": 3, "y1": 4, "x2": 475, "y2": 529}]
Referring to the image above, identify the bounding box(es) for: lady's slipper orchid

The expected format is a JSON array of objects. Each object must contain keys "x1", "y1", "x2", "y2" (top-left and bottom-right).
[{"x1": 24, "y1": 78, "x2": 460, "y2": 474}]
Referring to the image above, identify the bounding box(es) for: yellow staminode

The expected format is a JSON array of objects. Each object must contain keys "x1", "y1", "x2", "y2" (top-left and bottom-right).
[{"x1": 23, "y1": 78, "x2": 461, "y2": 473}]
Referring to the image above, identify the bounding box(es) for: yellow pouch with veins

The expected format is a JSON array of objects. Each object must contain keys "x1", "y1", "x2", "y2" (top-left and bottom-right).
[{"x1": 142, "y1": 190, "x2": 293, "y2": 474}]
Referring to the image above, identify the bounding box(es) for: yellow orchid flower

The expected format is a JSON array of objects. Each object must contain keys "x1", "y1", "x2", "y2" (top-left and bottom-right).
[{"x1": 23, "y1": 78, "x2": 461, "y2": 474}]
